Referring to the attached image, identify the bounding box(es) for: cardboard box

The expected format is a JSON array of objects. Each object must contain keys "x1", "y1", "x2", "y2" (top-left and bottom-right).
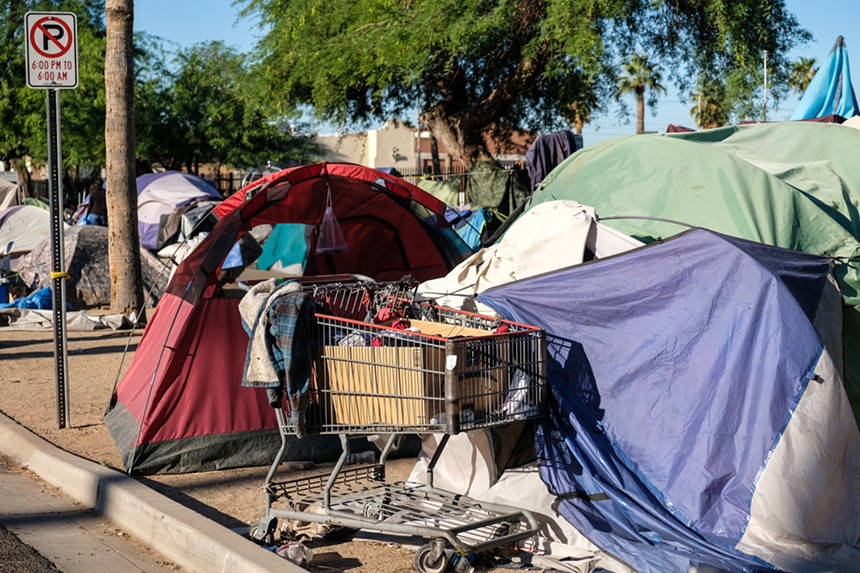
[
  {"x1": 313, "y1": 318, "x2": 517, "y2": 429},
  {"x1": 317, "y1": 344, "x2": 446, "y2": 428},
  {"x1": 405, "y1": 319, "x2": 496, "y2": 339}
]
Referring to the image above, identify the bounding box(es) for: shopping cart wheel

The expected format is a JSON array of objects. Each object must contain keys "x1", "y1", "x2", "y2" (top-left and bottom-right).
[
  {"x1": 250, "y1": 517, "x2": 278, "y2": 546},
  {"x1": 362, "y1": 492, "x2": 390, "y2": 521},
  {"x1": 362, "y1": 499, "x2": 383, "y2": 520},
  {"x1": 414, "y1": 542, "x2": 450, "y2": 573}
]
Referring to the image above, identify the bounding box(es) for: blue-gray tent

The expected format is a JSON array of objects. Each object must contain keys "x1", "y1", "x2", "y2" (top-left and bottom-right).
[
  {"x1": 479, "y1": 228, "x2": 860, "y2": 573},
  {"x1": 790, "y1": 36, "x2": 859, "y2": 120}
]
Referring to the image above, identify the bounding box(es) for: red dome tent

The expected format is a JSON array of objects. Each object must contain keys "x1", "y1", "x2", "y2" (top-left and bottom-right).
[{"x1": 105, "y1": 163, "x2": 473, "y2": 474}]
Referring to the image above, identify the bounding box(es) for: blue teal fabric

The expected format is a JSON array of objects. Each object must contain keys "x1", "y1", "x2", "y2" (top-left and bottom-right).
[
  {"x1": 478, "y1": 229, "x2": 831, "y2": 573},
  {"x1": 791, "y1": 36, "x2": 858, "y2": 120},
  {"x1": 256, "y1": 224, "x2": 309, "y2": 272}
]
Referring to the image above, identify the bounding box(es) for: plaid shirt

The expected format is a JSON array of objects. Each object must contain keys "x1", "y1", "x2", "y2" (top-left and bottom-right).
[
  {"x1": 266, "y1": 291, "x2": 315, "y2": 396},
  {"x1": 243, "y1": 288, "x2": 315, "y2": 435}
]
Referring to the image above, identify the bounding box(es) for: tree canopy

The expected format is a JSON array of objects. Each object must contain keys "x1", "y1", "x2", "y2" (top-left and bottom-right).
[
  {"x1": 790, "y1": 57, "x2": 818, "y2": 95},
  {"x1": 243, "y1": 0, "x2": 810, "y2": 166},
  {"x1": 1, "y1": 2, "x2": 319, "y2": 180},
  {"x1": 135, "y1": 41, "x2": 320, "y2": 174},
  {"x1": 690, "y1": 78, "x2": 730, "y2": 129},
  {"x1": 0, "y1": 0, "x2": 107, "y2": 170}
]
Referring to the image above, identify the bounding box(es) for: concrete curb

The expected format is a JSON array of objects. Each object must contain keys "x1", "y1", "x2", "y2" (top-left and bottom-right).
[{"x1": 0, "y1": 412, "x2": 305, "y2": 573}]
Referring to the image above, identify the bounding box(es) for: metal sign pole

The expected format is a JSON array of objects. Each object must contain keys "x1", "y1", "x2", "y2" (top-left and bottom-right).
[
  {"x1": 26, "y1": 11, "x2": 77, "y2": 429},
  {"x1": 46, "y1": 87, "x2": 70, "y2": 429}
]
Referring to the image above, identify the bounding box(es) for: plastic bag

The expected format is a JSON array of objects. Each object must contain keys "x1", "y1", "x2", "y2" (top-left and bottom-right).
[
  {"x1": 315, "y1": 186, "x2": 348, "y2": 254},
  {"x1": 276, "y1": 542, "x2": 313, "y2": 566}
]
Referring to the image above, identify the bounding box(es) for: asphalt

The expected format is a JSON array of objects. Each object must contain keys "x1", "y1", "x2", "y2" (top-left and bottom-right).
[{"x1": 0, "y1": 412, "x2": 306, "y2": 573}]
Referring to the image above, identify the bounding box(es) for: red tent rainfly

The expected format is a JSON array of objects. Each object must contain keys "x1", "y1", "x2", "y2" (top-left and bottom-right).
[{"x1": 104, "y1": 162, "x2": 473, "y2": 474}]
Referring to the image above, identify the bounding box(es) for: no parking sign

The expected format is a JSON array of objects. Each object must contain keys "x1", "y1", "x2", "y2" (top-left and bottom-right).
[
  {"x1": 25, "y1": 12, "x2": 78, "y2": 89},
  {"x1": 24, "y1": 11, "x2": 78, "y2": 428}
]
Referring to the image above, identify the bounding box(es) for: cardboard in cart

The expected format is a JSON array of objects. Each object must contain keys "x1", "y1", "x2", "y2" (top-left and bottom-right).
[{"x1": 316, "y1": 320, "x2": 511, "y2": 428}]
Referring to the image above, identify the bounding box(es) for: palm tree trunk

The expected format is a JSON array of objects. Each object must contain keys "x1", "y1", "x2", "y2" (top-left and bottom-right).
[
  {"x1": 636, "y1": 91, "x2": 645, "y2": 134},
  {"x1": 105, "y1": 0, "x2": 144, "y2": 315}
]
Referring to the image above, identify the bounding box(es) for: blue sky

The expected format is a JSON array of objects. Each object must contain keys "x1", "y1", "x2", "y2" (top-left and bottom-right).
[{"x1": 134, "y1": 0, "x2": 859, "y2": 145}]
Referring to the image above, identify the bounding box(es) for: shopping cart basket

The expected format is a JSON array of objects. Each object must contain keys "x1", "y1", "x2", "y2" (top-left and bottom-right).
[{"x1": 250, "y1": 277, "x2": 546, "y2": 572}]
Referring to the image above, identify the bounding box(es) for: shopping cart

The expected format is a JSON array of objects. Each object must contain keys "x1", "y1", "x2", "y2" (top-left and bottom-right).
[{"x1": 250, "y1": 277, "x2": 546, "y2": 573}]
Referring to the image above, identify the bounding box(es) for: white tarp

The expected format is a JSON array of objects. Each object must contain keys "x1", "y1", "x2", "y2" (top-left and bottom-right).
[
  {"x1": 0, "y1": 177, "x2": 18, "y2": 210},
  {"x1": 0, "y1": 205, "x2": 52, "y2": 257},
  {"x1": 417, "y1": 200, "x2": 642, "y2": 314}
]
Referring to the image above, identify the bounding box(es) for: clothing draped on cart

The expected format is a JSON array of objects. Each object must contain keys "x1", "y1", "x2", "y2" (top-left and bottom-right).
[{"x1": 239, "y1": 278, "x2": 316, "y2": 436}]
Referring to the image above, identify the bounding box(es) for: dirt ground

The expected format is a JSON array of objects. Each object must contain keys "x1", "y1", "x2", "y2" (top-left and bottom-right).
[{"x1": 0, "y1": 327, "x2": 527, "y2": 573}]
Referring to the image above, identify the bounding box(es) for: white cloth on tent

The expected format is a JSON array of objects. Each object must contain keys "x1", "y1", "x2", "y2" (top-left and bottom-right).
[
  {"x1": 417, "y1": 200, "x2": 642, "y2": 314},
  {"x1": 843, "y1": 115, "x2": 860, "y2": 130},
  {"x1": 0, "y1": 178, "x2": 17, "y2": 210},
  {"x1": 0, "y1": 206, "x2": 53, "y2": 256},
  {"x1": 406, "y1": 431, "x2": 499, "y2": 497},
  {"x1": 736, "y1": 275, "x2": 860, "y2": 572},
  {"x1": 477, "y1": 467, "x2": 635, "y2": 572},
  {"x1": 238, "y1": 278, "x2": 301, "y2": 386}
]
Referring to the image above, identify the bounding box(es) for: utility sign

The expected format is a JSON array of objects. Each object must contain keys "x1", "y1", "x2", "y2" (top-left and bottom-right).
[{"x1": 25, "y1": 12, "x2": 78, "y2": 89}]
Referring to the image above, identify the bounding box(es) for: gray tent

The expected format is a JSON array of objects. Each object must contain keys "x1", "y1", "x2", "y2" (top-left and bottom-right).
[{"x1": 17, "y1": 226, "x2": 168, "y2": 309}]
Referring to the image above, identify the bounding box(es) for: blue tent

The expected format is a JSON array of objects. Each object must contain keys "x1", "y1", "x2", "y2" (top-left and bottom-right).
[
  {"x1": 791, "y1": 36, "x2": 859, "y2": 120},
  {"x1": 479, "y1": 229, "x2": 860, "y2": 573}
]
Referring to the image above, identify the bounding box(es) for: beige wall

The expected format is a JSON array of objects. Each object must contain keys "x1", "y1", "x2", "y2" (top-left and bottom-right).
[
  {"x1": 315, "y1": 132, "x2": 369, "y2": 165},
  {"x1": 315, "y1": 120, "x2": 422, "y2": 170}
]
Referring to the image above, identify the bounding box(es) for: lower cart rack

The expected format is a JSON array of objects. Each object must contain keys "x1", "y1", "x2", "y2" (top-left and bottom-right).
[{"x1": 254, "y1": 434, "x2": 540, "y2": 573}]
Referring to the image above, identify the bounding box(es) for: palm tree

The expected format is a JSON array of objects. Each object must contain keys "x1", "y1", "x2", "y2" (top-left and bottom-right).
[
  {"x1": 617, "y1": 55, "x2": 666, "y2": 134},
  {"x1": 105, "y1": 0, "x2": 144, "y2": 315},
  {"x1": 690, "y1": 78, "x2": 730, "y2": 129},
  {"x1": 790, "y1": 57, "x2": 818, "y2": 95},
  {"x1": 569, "y1": 101, "x2": 592, "y2": 135}
]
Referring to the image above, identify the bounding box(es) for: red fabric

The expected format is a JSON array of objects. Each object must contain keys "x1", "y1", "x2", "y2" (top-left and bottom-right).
[
  {"x1": 116, "y1": 293, "x2": 275, "y2": 445},
  {"x1": 666, "y1": 124, "x2": 695, "y2": 133},
  {"x1": 174, "y1": 164, "x2": 459, "y2": 299},
  {"x1": 113, "y1": 162, "x2": 472, "y2": 459},
  {"x1": 214, "y1": 162, "x2": 447, "y2": 221}
]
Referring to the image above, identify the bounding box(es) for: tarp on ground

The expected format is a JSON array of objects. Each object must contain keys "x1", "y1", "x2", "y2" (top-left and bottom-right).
[
  {"x1": 479, "y1": 228, "x2": 860, "y2": 573},
  {"x1": 529, "y1": 120, "x2": 860, "y2": 427},
  {"x1": 0, "y1": 307, "x2": 132, "y2": 330},
  {"x1": 791, "y1": 36, "x2": 859, "y2": 121}
]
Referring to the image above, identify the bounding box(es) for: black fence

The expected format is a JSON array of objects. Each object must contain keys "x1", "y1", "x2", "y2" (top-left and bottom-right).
[
  {"x1": 21, "y1": 162, "x2": 526, "y2": 208},
  {"x1": 211, "y1": 173, "x2": 243, "y2": 197}
]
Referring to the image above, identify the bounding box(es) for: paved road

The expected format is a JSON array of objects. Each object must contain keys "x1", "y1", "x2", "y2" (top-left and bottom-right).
[{"x1": 0, "y1": 454, "x2": 183, "y2": 573}]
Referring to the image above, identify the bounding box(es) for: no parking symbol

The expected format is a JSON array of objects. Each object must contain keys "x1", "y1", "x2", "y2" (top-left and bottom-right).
[{"x1": 25, "y1": 12, "x2": 78, "y2": 89}]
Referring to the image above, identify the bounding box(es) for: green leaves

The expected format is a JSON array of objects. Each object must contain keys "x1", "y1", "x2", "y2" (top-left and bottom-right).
[
  {"x1": 240, "y1": 0, "x2": 809, "y2": 163},
  {"x1": 135, "y1": 40, "x2": 319, "y2": 172}
]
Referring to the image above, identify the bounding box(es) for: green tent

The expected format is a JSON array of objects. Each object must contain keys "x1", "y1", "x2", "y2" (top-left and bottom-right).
[{"x1": 531, "y1": 121, "x2": 860, "y2": 425}]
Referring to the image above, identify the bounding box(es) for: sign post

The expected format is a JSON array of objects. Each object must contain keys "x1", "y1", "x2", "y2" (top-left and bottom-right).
[{"x1": 25, "y1": 11, "x2": 78, "y2": 429}]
